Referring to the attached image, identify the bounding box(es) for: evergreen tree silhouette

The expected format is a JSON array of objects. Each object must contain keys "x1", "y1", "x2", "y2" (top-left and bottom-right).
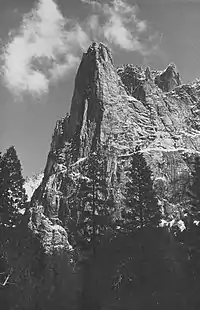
[
  {"x1": 187, "y1": 156, "x2": 200, "y2": 223},
  {"x1": 122, "y1": 147, "x2": 161, "y2": 231},
  {"x1": 73, "y1": 144, "x2": 110, "y2": 255},
  {"x1": 0, "y1": 146, "x2": 27, "y2": 227}
]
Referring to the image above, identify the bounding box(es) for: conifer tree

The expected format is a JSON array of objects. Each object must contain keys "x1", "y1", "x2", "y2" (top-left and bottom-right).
[
  {"x1": 122, "y1": 148, "x2": 161, "y2": 231},
  {"x1": 0, "y1": 146, "x2": 27, "y2": 227},
  {"x1": 187, "y1": 156, "x2": 200, "y2": 223},
  {"x1": 73, "y1": 144, "x2": 110, "y2": 255}
]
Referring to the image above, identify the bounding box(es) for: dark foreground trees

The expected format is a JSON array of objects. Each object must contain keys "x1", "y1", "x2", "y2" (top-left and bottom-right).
[
  {"x1": 176, "y1": 155, "x2": 200, "y2": 308},
  {"x1": 187, "y1": 155, "x2": 200, "y2": 223},
  {"x1": 0, "y1": 146, "x2": 28, "y2": 308},
  {"x1": 0, "y1": 146, "x2": 27, "y2": 227},
  {"x1": 0, "y1": 146, "x2": 79, "y2": 310},
  {"x1": 122, "y1": 148, "x2": 161, "y2": 231},
  {"x1": 79, "y1": 226, "x2": 192, "y2": 310},
  {"x1": 1, "y1": 144, "x2": 200, "y2": 310},
  {"x1": 77, "y1": 147, "x2": 192, "y2": 310},
  {"x1": 68, "y1": 145, "x2": 113, "y2": 256}
]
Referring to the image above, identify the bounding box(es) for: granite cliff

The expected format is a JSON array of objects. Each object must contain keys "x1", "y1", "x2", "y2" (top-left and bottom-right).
[{"x1": 26, "y1": 42, "x2": 200, "y2": 247}]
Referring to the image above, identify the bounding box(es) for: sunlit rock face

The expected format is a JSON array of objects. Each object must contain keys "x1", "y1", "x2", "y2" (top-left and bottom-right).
[{"x1": 30, "y1": 41, "x2": 200, "y2": 239}]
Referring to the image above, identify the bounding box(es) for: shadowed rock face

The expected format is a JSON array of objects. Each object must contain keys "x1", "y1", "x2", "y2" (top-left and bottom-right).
[
  {"x1": 29, "y1": 42, "x2": 200, "y2": 242},
  {"x1": 155, "y1": 63, "x2": 181, "y2": 92},
  {"x1": 117, "y1": 65, "x2": 150, "y2": 103}
]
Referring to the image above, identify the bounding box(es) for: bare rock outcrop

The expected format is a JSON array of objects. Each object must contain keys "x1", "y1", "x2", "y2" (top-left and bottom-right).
[{"x1": 155, "y1": 63, "x2": 181, "y2": 92}]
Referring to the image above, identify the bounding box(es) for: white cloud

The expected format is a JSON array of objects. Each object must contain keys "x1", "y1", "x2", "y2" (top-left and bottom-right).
[
  {"x1": 50, "y1": 54, "x2": 80, "y2": 81},
  {"x1": 1, "y1": 0, "x2": 90, "y2": 96},
  {"x1": 66, "y1": 24, "x2": 90, "y2": 51},
  {"x1": 83, "y1": 0, "x2": 148, "y2": 53},
  {"x1": 87, "y1": 15, "x2": 100, "y2": 34},
  {"x1": 103, "y1": 13, "x2": 143, "y2": 51}
]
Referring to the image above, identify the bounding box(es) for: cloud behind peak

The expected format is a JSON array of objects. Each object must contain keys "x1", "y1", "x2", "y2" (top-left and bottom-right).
[{"x1": 83, "y1": 0, "x2": 149, "y2": 53}]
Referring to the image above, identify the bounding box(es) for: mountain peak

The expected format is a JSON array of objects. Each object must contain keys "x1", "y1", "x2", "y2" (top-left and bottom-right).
[
  {"x1": 155, "y1": 63, "x2": 181, "y2": 92},
  {"x1": 83, "y1": 41, "x2": 113, "y2": 64}
]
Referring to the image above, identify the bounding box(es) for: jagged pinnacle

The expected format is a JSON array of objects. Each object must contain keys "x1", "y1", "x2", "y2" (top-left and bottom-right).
[{"x1": 82, "y1": 41, "x2": 113, "y2": 64}]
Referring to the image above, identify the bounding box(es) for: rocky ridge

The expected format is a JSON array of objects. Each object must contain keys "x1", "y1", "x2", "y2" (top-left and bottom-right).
[{"x1": 29, "y1": 42, "x2": 200, "y2": 247}]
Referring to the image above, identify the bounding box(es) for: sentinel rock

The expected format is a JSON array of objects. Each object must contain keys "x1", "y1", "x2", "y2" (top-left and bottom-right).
[{"x1": 30, "y1": 42, "x2": 200, "y2": 243}]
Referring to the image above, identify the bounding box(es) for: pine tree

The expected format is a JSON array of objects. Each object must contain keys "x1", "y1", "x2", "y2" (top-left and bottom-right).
[
  {"x1": 122, "y1": 148, "x2": 161, "y2": 231},
  {"x1": 0, "y1": 146, "x2": 27, "y2": 227},
  {"x1": 73, "y1": 144, "x2": 110, "y2": 255},
  {"x1": 187, "y1": 156, "x2": 200, "y2": 223}
]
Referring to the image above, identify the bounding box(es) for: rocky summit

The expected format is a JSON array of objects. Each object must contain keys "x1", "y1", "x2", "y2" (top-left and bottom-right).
[{"x1": 30, "y1": 42, "x2": 200, "y2": 240}]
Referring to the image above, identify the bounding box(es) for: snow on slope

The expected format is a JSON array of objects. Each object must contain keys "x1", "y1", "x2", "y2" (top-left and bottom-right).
[{"x1": 24, "y1": 172, "x2": 43, "y2": 201}]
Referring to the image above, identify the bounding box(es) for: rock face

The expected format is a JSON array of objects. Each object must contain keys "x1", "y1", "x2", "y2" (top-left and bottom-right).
[
  {"x1": 30, "y1": 42, "x2": 200, "y2": 239},
  {"x1": 155, "y1": 63, "x2": 181, "y2": 92}
]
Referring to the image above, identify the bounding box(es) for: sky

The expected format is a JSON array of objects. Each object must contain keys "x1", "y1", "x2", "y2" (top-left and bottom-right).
[{"x1": 0, "y1": 0, "x2": 200, "y2": 177}]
